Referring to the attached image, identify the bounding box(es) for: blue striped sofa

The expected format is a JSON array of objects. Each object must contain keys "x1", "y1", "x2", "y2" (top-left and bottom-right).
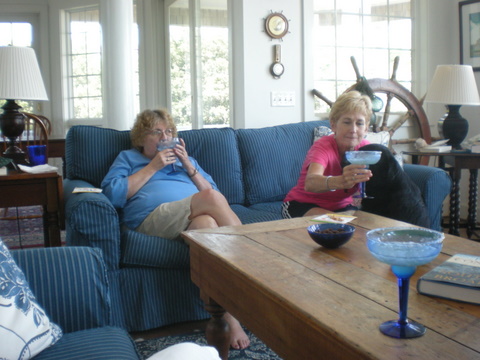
[
  {"x1": 63, "y1": 121, "x2": 452, "y2": 332},
  {"x1": 11, "y1": 246, "x2": 140, "y2": 359}
]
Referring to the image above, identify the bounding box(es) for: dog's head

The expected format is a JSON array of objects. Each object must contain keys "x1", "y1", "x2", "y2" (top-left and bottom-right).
[{"x1": 359, "y1": 144, "x2": 401, "y2": 192}]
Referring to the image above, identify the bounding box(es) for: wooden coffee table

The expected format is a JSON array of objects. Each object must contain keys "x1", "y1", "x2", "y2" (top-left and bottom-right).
[{"x1": 182, "y1": 210, "x2": 480, "y2": 360}]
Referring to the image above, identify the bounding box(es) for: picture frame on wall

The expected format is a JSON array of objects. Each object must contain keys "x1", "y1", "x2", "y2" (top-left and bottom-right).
[{"x1": 460, "y1": 0, "x2": 480, "y2": 71}]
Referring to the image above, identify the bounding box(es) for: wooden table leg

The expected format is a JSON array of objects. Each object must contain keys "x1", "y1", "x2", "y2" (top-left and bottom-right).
[
  {"x1": 467, "y1": 169, "x2": 479, "y2": 239},
  {"x1": 44, "y1": 176, "x2": 62, "y2": 247},
  {"x1": 449, "y1": 168, "x2": 461, "y2": 236},
  {"x1": 204, "y1": 298, "x2": 231, "y2": 360}
]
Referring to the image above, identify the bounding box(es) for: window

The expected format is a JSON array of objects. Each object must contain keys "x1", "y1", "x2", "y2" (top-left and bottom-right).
[
  {"x1": 313, "y1": 0, "x2": 412, "y2": 115},
  {"x1": 65, "y1": 6, "x2": 103, "y2": 120},
  {"x1": 167, "y1": 0, "x2": 230, "y2": 129},
  {"x1": 63, "y1": 3, "x2": 139, "y2": 125},
  {"x1": 0, "y1": 20, "x2": 36, "y2": 113}
]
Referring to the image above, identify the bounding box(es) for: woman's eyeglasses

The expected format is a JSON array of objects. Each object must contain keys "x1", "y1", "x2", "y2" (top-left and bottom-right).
[{"x1": 148, "y1": 129, "x2": 174, "y2": 137}]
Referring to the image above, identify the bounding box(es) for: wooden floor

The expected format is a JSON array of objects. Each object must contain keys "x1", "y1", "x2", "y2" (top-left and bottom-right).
[{"x1": 129, "y1": 222, "x2": 478, "y2": 341}]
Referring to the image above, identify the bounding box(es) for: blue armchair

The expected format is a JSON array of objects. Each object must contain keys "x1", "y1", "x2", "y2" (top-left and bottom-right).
[{"x1": 9, "y1": 246, "x2": 140, "y2": 359}]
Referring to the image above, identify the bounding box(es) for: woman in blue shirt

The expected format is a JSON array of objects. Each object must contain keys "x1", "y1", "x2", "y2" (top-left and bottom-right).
[{"x1": 101, "y1": 108, "x2": 249, "y2": 350}]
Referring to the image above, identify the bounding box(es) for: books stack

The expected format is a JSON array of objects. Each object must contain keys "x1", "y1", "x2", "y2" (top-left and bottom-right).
[
  {"x1": 418, "y1": 139, "x2": 452, "y2": 153},
  {"x1": 417, "y1": 254, "x2": 480, "y2": 304},
  {"x1": 419, "y1": 145, "x2": 452, "y2": 153}
]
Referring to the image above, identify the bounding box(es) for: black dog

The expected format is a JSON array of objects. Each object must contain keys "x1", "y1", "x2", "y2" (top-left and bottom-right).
[{"x1": 359, "y1": 144, "x2": 431, "y2": 228}]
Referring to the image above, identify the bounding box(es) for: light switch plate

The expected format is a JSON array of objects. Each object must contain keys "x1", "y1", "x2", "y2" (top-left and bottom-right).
[{"x1": 271, "y1": 91, "x2": 295, "y2": 107}]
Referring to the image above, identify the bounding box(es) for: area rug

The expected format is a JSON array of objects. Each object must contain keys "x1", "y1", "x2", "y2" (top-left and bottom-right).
[
  {"x1": 135, "y1": 328, "x2": 282, "y2": 360},
  {"x1": 0, "y1": 206, "x2": 66, "y2": 249}
]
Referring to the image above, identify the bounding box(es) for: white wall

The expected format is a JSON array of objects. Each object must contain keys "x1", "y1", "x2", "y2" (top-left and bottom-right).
[{"x1": 234, "y1": 0, "x2": 306, "y2": 128}]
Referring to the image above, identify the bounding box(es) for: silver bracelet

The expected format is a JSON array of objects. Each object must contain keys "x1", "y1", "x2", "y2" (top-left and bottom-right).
[{"x1": 325, "y1": 176, "x2": 335, "y2": 192}]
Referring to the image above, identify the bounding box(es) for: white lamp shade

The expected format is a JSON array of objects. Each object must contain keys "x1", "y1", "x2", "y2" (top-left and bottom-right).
[
  {"x1": 424, "y1": 64, "x2": 480, "y2": 105},
  {"x1": 0, "y1": 46, "x2": 48, "y2": 101}
]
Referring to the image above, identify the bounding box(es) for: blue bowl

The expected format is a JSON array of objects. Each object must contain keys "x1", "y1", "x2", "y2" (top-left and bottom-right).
[{"x1": 307, "y1": 223, "x2": 355, "y2": 249}]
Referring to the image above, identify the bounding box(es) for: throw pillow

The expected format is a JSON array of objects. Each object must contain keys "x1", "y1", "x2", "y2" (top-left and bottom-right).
[
  {"x1": 146, "y1": 343, "x2": 221, "y2": 360},
  {"x1": 0, "y1": 239, "x2": 62, "y2": 359},
  {"x1": 313, "y1": 125, "x2": 333, "y2": 142}
]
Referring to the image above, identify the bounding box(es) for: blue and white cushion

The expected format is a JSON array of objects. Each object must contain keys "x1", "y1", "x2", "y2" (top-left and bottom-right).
[{"x1": 0, "y1": 239, "x2": 62, "y2": 359}]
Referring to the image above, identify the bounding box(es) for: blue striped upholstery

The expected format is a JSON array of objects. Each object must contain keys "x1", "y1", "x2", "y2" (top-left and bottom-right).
[
  {"x1": 179, "y1": 128, "x2": 244, "y2": 204},
  {"x1": 12, "y1": 247, "x2": 111, "y2": 333},
  {"x1": 118, "y1": 267, "x2": 208, "y2": 331},
  {"x1": 230, "y1": 204, "x2": 282, "y2": 224},
  {"x1": 237, "y1": 121, "x2": 325, "y2": 205},
  {"x1": 404, "y1": 164, "x2": 452, "y2": 231},
  {"x1": 63, "y1": 179, "x2": 121, "y2": 270},
  {"x1": 65, "y1": 126, "x2": 132, "y2": 188},
  {"x1": 120, "y1": 228, "x2": 190, "y2": 268},
  {"x1": 34, "y1": 327, "x2": 140, "y2": 360}
]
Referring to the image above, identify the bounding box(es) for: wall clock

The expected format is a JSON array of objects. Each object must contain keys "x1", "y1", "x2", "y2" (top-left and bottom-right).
[{"x1": 265, "y1": 12, "x2": 289, "y2": 40}]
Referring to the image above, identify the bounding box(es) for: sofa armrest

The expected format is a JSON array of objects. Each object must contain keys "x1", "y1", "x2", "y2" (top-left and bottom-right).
[
  {"x1": 64, "y1": 178, "x2": 121, "y2": 270},
  {"x1": 11, "y1": 247, "x2": 111, "y2": 333},
  {"x1": 404, "y1": 164, "x2": 452, "y2": 231}
]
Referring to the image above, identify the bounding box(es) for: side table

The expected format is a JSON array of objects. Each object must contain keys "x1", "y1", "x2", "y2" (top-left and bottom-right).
[
  {"x1": 0, "y1": 171, "x2": 64, "y2": 247},
  {"x1": 404, "y1": 151, "x2": 480, "y2": 239}
]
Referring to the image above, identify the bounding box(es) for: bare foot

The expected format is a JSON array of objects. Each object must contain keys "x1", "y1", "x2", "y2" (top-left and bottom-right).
[{"x1": 224, "y1": 313, "x2": 250, "y2": 350}]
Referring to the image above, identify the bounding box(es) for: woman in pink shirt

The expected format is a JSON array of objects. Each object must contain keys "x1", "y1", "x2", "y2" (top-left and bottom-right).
[{"x1": 282, "y1": 91, "x2": 373, "y2": 218}]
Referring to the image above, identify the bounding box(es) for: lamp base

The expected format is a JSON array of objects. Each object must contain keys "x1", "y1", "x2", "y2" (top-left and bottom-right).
[
  {"x1": 0, "y1": 99, "x2": 27, "y2": 164},
  {"x1": 2, "y1": 151, "x2": 28, "y2": 165},
  {"x1": 442, "y1": 105, "x2": 468, "y2": 150}
]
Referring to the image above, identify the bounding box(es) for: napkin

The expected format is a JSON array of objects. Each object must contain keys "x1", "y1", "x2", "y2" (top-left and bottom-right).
[
  {"x1": 312, "y1": 214, "x2": 356, "y2": 224},
  {"x1": 18, "y1": 164, "x2": 59, "y2": 174}
]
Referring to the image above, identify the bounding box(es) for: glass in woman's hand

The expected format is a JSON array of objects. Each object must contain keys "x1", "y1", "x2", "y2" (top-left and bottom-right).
[{"x1": 157, "y1": 137, "x2": 181, "y2": 174}]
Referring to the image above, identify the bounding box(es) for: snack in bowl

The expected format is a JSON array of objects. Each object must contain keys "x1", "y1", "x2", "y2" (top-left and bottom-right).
[{"x1": 307, "y1": 223, "x2": 355, "y2": 249}]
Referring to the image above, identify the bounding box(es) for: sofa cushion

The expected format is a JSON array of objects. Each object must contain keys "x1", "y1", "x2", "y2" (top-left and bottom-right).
[
  {"x1": 34, "y1": 326, "x2": 140, "y2": 360},
  {"x1": 0, "y1": 239, "x2": 62, "y2": 359},
  {"x1": 230, "y1": 204, "x2": 282, "y2": 224},
  {"x1": 65, "y1": 126, "x2": 132, "y2": 188},
  {"x1": 179, "y1": 128, "x2": 244, "y2": 205},
  {"x1": 237, "y1": 121, "x2": 326, "y2": 205}
]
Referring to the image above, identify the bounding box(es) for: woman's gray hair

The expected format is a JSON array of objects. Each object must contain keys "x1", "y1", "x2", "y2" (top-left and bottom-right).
[{"x1": 130, "y1": 109, "x2": 177, "y2": 150}]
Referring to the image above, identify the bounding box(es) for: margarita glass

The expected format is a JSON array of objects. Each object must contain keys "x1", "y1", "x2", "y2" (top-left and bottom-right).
[
  {"x1": 345, "y1": 150, "x2": 381, "y2": 198},
  {"x1": 157, "y1": 137, "x2": 181, "y2": 174},
  {"x1": 366, "y1": 227, "x2": 444, "y2": 338}
]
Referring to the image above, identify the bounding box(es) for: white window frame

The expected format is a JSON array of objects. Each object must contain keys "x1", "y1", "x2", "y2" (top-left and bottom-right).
[{"x1": 311, "y1": 0, "x2": 414, "y2": 118}]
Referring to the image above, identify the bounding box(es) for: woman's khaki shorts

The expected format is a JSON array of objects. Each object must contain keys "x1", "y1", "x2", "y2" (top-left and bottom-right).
[{"x1": 136, "y1": 195, "x2": 194, "y2": 241}]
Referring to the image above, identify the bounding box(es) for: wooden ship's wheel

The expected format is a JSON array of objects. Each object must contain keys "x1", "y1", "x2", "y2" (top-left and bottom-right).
[{"x1": 312, "y1": 56, "x2": 432, "y2": 165}]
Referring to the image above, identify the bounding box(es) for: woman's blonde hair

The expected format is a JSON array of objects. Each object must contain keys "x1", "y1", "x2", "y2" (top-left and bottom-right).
[
  {"x1": 329, "y1": 91, "x2": 373, "y2": 126},
  {"x1": 130, "y1": 109, "x2": 177, "y2": 150}
]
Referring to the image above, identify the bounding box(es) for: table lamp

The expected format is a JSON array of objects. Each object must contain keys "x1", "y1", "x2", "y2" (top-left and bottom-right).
[
  {"x1": 424, "y1": 64, "x2": 480, "y2": 150},
  {"x1": 0, "y1": 46, "x2": 48, "y2": 164}
]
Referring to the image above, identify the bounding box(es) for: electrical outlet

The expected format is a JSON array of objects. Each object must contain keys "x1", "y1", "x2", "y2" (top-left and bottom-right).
[{"x1": 271, "y1": 91, "x2": 295, "y2": 107}]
